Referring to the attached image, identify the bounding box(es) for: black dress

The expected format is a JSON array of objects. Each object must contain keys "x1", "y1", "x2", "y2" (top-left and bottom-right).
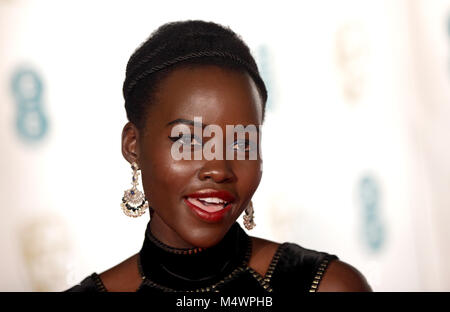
[{"x1": 66, "y1": 222, "x2": 338, "y2": 293}]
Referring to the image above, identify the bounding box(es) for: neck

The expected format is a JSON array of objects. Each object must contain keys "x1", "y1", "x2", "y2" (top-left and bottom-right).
[
  {"x1": 149, "y1": 213, "x2": 197, "y2": 249},
  {"x1": 138, "y1": 221, "x2": 251, "y2": 291}
]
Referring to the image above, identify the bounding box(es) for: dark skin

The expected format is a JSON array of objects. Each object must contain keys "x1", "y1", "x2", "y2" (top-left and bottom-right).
[{"x1": 100, "y1": 65, "x2": 372, "y2": 292}]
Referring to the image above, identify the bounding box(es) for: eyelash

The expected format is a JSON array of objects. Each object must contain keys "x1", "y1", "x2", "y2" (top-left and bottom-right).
[
  {"x1": 232, "y1": 140, "x2": 255, "y2": 152},
  {"x1": 168, "y1": 134, "x2": 202, "y2": 146},
  {"x1": 168, "y1": 135, "x2": 255, "y2": 152}
]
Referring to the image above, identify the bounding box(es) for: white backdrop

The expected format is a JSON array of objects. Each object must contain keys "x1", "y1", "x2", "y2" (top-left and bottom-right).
[{"x1": 0, "y1": 0, "x2": 449, "y2": 291}]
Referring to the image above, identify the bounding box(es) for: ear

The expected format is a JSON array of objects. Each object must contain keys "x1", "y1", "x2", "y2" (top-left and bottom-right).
[{"x1": 121, "y1": 122, "x2": 140, "y2": 165}]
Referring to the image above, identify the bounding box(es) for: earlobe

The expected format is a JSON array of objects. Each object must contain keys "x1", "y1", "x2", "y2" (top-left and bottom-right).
[{"x1": 121, "y1": 122, "x2": 140, "y2": 165}]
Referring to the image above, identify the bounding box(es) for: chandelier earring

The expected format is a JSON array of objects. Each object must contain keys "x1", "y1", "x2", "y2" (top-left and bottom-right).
[
  {"x1": 243, "y1": 201, "x2": 256, "y2": 230},
  {"x1": 121, "y1": 162, "x2": 149, "y2": 218}
]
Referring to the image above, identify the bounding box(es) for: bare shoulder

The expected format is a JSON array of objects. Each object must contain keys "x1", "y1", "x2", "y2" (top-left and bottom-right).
[
  {"x1": 248, "y1": 236, "x2": 281, "y2": 277},
  {"x1": 98, "y1": 253, "x2": 142, "y2": 292},
  {"x1": 318, "y1": 259, "x2": 372, "y2": 292}
]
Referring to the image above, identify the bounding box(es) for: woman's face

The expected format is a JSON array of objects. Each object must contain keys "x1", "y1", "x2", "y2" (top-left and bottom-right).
[{"x1": 122, "y1": 65, "x2": 263, "y2": 248}]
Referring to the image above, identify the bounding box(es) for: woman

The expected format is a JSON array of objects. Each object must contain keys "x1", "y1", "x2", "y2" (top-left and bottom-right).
[{"x1": 67, "y1": 20, "x2": 371, "y2": 293}]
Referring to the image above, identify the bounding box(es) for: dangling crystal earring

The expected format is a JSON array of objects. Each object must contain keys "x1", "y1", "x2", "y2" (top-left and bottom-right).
[
  {"x1": 121, "y1": 162, "x2": 149, "y2": 218},
  {"x1": 243, "y1": 201, "x2": 256, "y2": 230}
]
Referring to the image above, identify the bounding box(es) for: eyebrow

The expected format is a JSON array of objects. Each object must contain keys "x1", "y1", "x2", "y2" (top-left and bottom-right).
[
  {"x1": 166, "y1": 118, "x2": 260, "y2": 132},
  {"x1": 166, "y1": 118, "x2": 207, "y2": 128}
]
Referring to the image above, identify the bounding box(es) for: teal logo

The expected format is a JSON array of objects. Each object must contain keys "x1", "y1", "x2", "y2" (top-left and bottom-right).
[
  {"x1": 448, "y1": 12, "x2": 450, "y2": 36},
  {"x1": 10, "y1": 67, "x2": 49, "y2": 142},
  {"x1": 257, "y1": 45, "x2": 275, "y2": 112},
  {"x1": 358, "y1": 174, "x2": 386, "y2": 253}
]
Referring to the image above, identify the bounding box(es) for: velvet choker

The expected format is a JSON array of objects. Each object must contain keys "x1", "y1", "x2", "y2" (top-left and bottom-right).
[{"x1": 138, "y1": 222, "x2": 251, "y2": 291}]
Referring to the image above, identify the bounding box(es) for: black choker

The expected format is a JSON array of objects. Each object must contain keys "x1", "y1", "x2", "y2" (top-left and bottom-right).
[
  {"x1": 146, "y1": 229, "x2": 205, "y2": 255},
  {"x1": 138, "y1": 222, "x2": 251, "y2": 291}
]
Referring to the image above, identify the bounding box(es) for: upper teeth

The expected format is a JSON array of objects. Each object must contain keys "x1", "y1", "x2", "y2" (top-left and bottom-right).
[{"x1": 199, "y1": 197, "x2": 226, "y2": 204}]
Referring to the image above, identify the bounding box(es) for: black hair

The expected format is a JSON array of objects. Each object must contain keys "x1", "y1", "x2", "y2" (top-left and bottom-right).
[{"x1": 123, "y1": 20, "x2": 268, "y2": 129}]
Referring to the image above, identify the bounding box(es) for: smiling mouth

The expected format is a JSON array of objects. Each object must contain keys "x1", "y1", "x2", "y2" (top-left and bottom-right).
[
  {"x1": 183, "y1": 190, "x2": 235, "y2": 222},
  {"x1": 185, "y1": 197, "x2": 230, "y2": 213}
]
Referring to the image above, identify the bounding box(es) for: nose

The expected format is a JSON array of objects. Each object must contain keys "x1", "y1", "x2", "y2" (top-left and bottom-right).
[{"x1": 197, "y1": 159, "x2": 236, "y2": 183}]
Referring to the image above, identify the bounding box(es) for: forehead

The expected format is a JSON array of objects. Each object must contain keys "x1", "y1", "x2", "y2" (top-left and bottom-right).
[{"x1": 145, "y1": 65, "x2": 263, "y2": 127}]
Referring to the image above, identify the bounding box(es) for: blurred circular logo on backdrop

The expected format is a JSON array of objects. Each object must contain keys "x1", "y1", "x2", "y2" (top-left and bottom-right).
[
  {"x1": 256, "y1": 44, "x2": 277, "y2": 113},
  {"x1": 358, "y1": 174, "x2": 386, "y2": 253},
  {"x1": 10, "y1": 67, "x2": 49, "y2": 143}
]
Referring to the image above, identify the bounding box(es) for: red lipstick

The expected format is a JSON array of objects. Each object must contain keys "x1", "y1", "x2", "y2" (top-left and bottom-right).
[{"x1": 184, "y1": 189, "x2": 236, "y2": 222}]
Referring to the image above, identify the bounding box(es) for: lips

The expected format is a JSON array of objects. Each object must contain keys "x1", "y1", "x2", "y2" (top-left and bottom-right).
[{"x1": 184, "y1": 189, "x2": 236, "y2": 222}]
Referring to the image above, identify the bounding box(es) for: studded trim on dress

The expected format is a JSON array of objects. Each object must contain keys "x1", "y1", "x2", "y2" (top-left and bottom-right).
[
  {"x1": 91, "y1": 273, "x2": 108, "y2": 292},
  {"x1": 247, "y1": 242, "x2": 286, "y2": 293},
  {"x1": 309, "y1": 257, "x2": 334, "y2": 292}
]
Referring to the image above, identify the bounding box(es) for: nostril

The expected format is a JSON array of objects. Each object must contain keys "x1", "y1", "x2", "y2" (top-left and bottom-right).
[
  {"x1": 201, "y1": 173, "x2": 234, "y2": 183},
  {"x1": 198, "y1": 166, "x2": 235, "y2": 183}
]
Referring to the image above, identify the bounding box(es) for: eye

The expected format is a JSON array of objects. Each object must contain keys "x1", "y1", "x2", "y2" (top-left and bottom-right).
[
  {"x1": 232, "y1": 139, "x2": 255, "y2": 152},
  {"x1": 169, "y1": 134, "x2": 202, "y2": 146}
]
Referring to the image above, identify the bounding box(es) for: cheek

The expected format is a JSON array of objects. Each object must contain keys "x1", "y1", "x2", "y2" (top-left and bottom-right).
[
  {"x1": 234, "y1": 160, "x2": 262, "y2": 207},
  {"x1": 243, "y1": 160, "x2": 262, "y2": 190},
  {"x1": 157, "y1": 161, "x2": 196, "y2": 192},
  {"x1": 142, "y1": 154, "x2": 197, "y2": 201}
]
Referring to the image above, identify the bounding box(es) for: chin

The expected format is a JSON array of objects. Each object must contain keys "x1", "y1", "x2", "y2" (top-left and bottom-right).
[{"x1": 180, "y1": 221, "x2": 233, "y2": 249}]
